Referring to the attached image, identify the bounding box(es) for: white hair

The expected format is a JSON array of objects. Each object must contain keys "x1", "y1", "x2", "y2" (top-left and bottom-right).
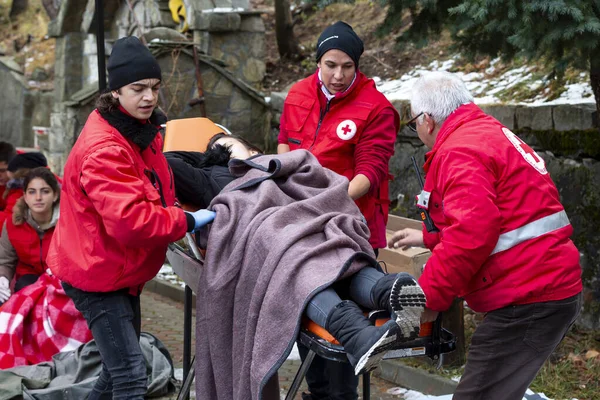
[{"x1": 410, "y1": 71, "x2": 474, "y2": 125}]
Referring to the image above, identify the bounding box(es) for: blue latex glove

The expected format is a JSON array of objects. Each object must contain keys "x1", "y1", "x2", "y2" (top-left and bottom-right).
[{"x1": 186, "y1": 209, "x2": 216, "y2": 232}]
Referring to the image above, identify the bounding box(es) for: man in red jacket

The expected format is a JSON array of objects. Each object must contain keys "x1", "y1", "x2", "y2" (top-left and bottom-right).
[
  {"x1": 389, "y1": 71, "x2": 582, "y2": 400},
  {"x1": 47, "y1": 37, "x2": 215, "y2": 400},
  {"x1": 278, "y1": 21, "x2": 399, "y2": 400}
]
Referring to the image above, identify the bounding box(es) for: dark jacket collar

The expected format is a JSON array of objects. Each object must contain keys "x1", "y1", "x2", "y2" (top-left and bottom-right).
[{"x1": 98, "y1": 107, "x2": 167, "y2": 151}]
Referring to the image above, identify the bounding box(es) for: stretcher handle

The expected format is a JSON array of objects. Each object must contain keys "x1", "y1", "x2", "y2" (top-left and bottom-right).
[{"x1": 185, "y1": 232, "x2": 203, "y2": 261}]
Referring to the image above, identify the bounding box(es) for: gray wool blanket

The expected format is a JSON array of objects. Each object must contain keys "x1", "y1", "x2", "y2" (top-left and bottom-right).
[{"x1": 195, "y1": 149, "x2": 379, "y2": 400}]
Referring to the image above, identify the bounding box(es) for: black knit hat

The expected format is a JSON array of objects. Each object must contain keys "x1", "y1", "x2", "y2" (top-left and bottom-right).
[
  {"x1": 316, "y1": 21, "x2": 364, "y2": 68},
  {"x1": 107, "y1": 36, "x2": 162, "y2": 91},
  {"x1": 7, "y1": 152, "x2": 48, "y2": 172}
]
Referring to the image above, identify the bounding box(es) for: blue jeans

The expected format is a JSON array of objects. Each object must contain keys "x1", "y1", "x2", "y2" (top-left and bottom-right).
[
  {"x1": 62, "y1": 283, "x2": 147, "y2": 400},
  {"x1": 305, "y1": 266, "x2": 384, "y2": 327}
]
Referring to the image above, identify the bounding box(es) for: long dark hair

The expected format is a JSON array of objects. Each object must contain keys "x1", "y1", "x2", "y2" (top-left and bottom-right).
[
  {"x1": 23, "y1": 167, "x2": 60, "y2": 204},
  {"x1": 207, "y1": 133, "x2": 263, "y2": 155}
]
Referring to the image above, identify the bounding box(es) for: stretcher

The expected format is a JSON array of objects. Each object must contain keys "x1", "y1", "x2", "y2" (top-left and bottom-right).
[
  {"x1": 163, "y1": 118, "x2": 456, "y2": 400},
  {"x1": 167, "y1": 236, "x2": 457, "y2": 400}
]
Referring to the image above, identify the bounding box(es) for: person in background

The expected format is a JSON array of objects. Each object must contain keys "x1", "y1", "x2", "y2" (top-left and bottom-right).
[
  {"x1": 47, "y1": 36, "x2": 215, "y2": 400},
  {"x1": 389, "y1": 71, "x2": 582, "y2": 400},
  {"x1": 277, "y1": 21, "x2": 399, "y2": 400},
  {"x1": 0, "y1": 152, "x2": 49, "y2": 230},
  {"x1": 0, "y1": 167, "x2": 60, "y2": 305},
  {"x1": 0, "y1": 142, "x2": 17, "y2": 211}
]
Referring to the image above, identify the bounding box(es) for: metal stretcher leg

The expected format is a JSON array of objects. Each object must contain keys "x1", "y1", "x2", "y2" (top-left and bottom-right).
[
  {"x1": 363, "y1": 372, "x2": 370, "y2": 399},
  {"x1": 285, "y1": 349, "x2": 316, "y2": 400},
  {"x1": 181, "y1": 284, "x2": 193, "y2": 400}
]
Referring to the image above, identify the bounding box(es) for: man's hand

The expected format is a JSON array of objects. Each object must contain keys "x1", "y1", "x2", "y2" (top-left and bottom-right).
[
  {"x1": 0, "y1": 276, "x2": 11, "y2": 303},
  {"x1": 388, "y1": 228, "x2": 424, "y2": 250},
  {"x1": 421, "y1": 307, "x2": 439, "y2": 323}
]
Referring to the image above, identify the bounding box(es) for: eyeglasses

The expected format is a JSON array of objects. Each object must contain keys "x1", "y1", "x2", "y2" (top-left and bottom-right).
[{"x1": 406, "y1": 112, "x2": 424, "y2": 132}]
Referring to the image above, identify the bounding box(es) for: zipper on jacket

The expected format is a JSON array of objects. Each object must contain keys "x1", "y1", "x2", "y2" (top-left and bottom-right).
[
  {"x1": 145, "y1": 168, "x2": 168, "y2": 208},
  {"x1": 152, "y1": 168, "x2": 168, "y2": 207},
  {"x1": 309, "y1": 99, "x2": 331, "y2": 150}
]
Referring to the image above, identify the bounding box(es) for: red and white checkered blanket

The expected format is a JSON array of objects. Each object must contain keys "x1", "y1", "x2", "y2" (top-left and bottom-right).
[{"x1": 0, "y1": 273, "x2": 92, "y2": 369}]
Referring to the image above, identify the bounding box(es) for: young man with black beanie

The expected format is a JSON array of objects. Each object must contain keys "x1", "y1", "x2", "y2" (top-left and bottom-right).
[
  {"x1": 278, "y1": 21, "x2": 402, "y2": 400},
  {"x1": 47, "y1": 36, "x2": 215, "y2": 400}
]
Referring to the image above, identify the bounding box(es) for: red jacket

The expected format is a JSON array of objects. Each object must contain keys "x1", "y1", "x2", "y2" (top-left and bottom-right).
[
  {"x1": 418, "y1": 103, "x2": 582, "y2": 313},
  {"x1": 3, "y1": 200, "x2": 56, "y2": 282},
  {"x1": 0, "y1": 188, "x2": 23, "y2": 235},
  {"x1": 279, "y1": 71, "x2": 399, "y2": 248},
  {"x1": 47, "y1": 110, "x2": 188, "y2": 292}
]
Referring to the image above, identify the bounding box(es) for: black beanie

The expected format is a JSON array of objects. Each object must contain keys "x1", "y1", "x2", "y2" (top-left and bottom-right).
[
  {"x1": 8, "y1": 152, "x2": 48, "y2": 172},
  {"x1": 315, "y1": 21, "x2": 364, "y2": 68},
  {"x1": 107, "y1": 36, "x2": 162, "y2": 91}
]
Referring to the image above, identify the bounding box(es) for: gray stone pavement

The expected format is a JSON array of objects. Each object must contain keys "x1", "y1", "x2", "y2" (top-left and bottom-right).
[{"x1": 140, "y1": 290, "x2": 407, "y2": 399}]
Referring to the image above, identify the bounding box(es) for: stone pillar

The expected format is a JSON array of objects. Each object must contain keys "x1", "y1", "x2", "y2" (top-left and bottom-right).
[
  {"x1": 53, "y1": 33, "x2": 87, "y2": 103},
  {"x1": 188, "y1": 11, "x2": 266, "y2": 89}
]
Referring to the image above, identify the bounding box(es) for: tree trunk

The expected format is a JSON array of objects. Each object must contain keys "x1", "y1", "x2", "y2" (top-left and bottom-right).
[
  {"x1": 442, "y1": 298, "x2": 466, "y2": 367},
  {"x1": 274, "y1": 0, "x2": 302, "y2": 60},
  {"x1": 590, "y1": 53, "x2": 600, "y2": 127},
  {"x1": 9, "y1": 0, "x2": 28, "y2": 17}
]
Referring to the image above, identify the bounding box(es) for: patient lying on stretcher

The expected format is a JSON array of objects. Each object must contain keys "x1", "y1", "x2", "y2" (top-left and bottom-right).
[{"x1": 165, "y1": 134, "x2": 426, "y2": 375}]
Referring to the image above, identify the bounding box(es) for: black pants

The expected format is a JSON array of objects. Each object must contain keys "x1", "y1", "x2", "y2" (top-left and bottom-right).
[
  {"x1": 298, "y1": 343, "x2": 359, "y2": 400},
  {"x1": 62, "y1": 283, "x2": 146, "y2": 400},
  {"x1": 453, "y1": 292, "x2": 582, "y2": 400}
]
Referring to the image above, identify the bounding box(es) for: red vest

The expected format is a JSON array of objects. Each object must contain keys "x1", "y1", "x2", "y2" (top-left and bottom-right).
[
  {"x1": 6, "y1": 217, "x2": 53, "y2": 282},
  {"x1": 280, "y1": 72, "x2": 399, "y2": 248}
]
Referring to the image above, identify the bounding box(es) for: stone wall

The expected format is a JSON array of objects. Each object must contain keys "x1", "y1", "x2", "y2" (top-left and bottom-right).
[
  {"x1": 152, "y1": 44, "x2": 269, "y2": 147},
  {"x1": 190, "y1": 11, "x2": 266, "y2": 89},
  {"x1": 0, "y1": 58, "x2": 53, "y2": 147}
]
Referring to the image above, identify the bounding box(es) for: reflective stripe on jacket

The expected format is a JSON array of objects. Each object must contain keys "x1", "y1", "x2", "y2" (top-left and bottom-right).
[
  {"x1": 278, "y1": 71, "x2": 399, "y2": 248},
  {"x1": 419, "y1": 103, "x2": 582, "y2": 313},
  {"x1": 47, "y1": 110, "x2": 188, "y2": 292}
]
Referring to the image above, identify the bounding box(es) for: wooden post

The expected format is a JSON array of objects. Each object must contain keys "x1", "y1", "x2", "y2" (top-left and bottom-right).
[{"x1": 442, "y1": 298, "x2": 466, "y2": 367}]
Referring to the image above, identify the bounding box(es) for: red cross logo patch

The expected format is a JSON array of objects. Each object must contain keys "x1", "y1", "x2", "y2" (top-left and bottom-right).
[
  {"x1": 336, "y1": 120, "x2": 357, "y2": 140},
  {"x1": 502, "y1": 128, "x2": 547, "y2": 175}
]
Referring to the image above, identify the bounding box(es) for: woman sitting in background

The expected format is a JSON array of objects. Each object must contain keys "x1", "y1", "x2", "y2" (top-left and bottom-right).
[
  {"x1": 0, "y1": 167, "x2": 59, "y2": 304},
  {"x1": 0, "y1": 152, "x2": 50, "y2": 230},
  {"x1": 0, "y1": 167, "x2": 92, "y2": 368}
]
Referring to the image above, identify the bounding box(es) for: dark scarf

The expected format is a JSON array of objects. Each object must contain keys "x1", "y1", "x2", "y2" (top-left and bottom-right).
[{"x1": 99, "y1": 108, "x2": 167, "y2": 150}]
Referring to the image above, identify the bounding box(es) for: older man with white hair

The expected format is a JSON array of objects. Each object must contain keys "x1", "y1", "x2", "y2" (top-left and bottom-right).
[{"x1": 388, "y1": 71, "x2": 583, "y2": 400}]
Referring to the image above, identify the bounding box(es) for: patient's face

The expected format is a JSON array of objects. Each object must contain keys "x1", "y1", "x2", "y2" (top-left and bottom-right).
[{"x1": 214, "y1": 137, "x2": 258, "y2": 160}]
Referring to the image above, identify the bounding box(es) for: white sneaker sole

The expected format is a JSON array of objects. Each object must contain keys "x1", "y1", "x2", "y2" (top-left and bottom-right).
[
  {"x1": 390, "y1": 274, "x2": 427, "y2": 340},
  {"x1": 354, "y1": 327, "x2": 399, "y2": 375}
]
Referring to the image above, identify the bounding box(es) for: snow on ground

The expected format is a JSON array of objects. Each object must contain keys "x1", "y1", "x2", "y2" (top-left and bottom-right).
[
  {"x1": 158, "y1": 264, "x2": 186, "y2": 288},
  {"x1": 385, "y1": 387, "x2": 576, "y2": 400},
  {"x1": 375, "y1": 57, "x2": 594, "y2": 106}
]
